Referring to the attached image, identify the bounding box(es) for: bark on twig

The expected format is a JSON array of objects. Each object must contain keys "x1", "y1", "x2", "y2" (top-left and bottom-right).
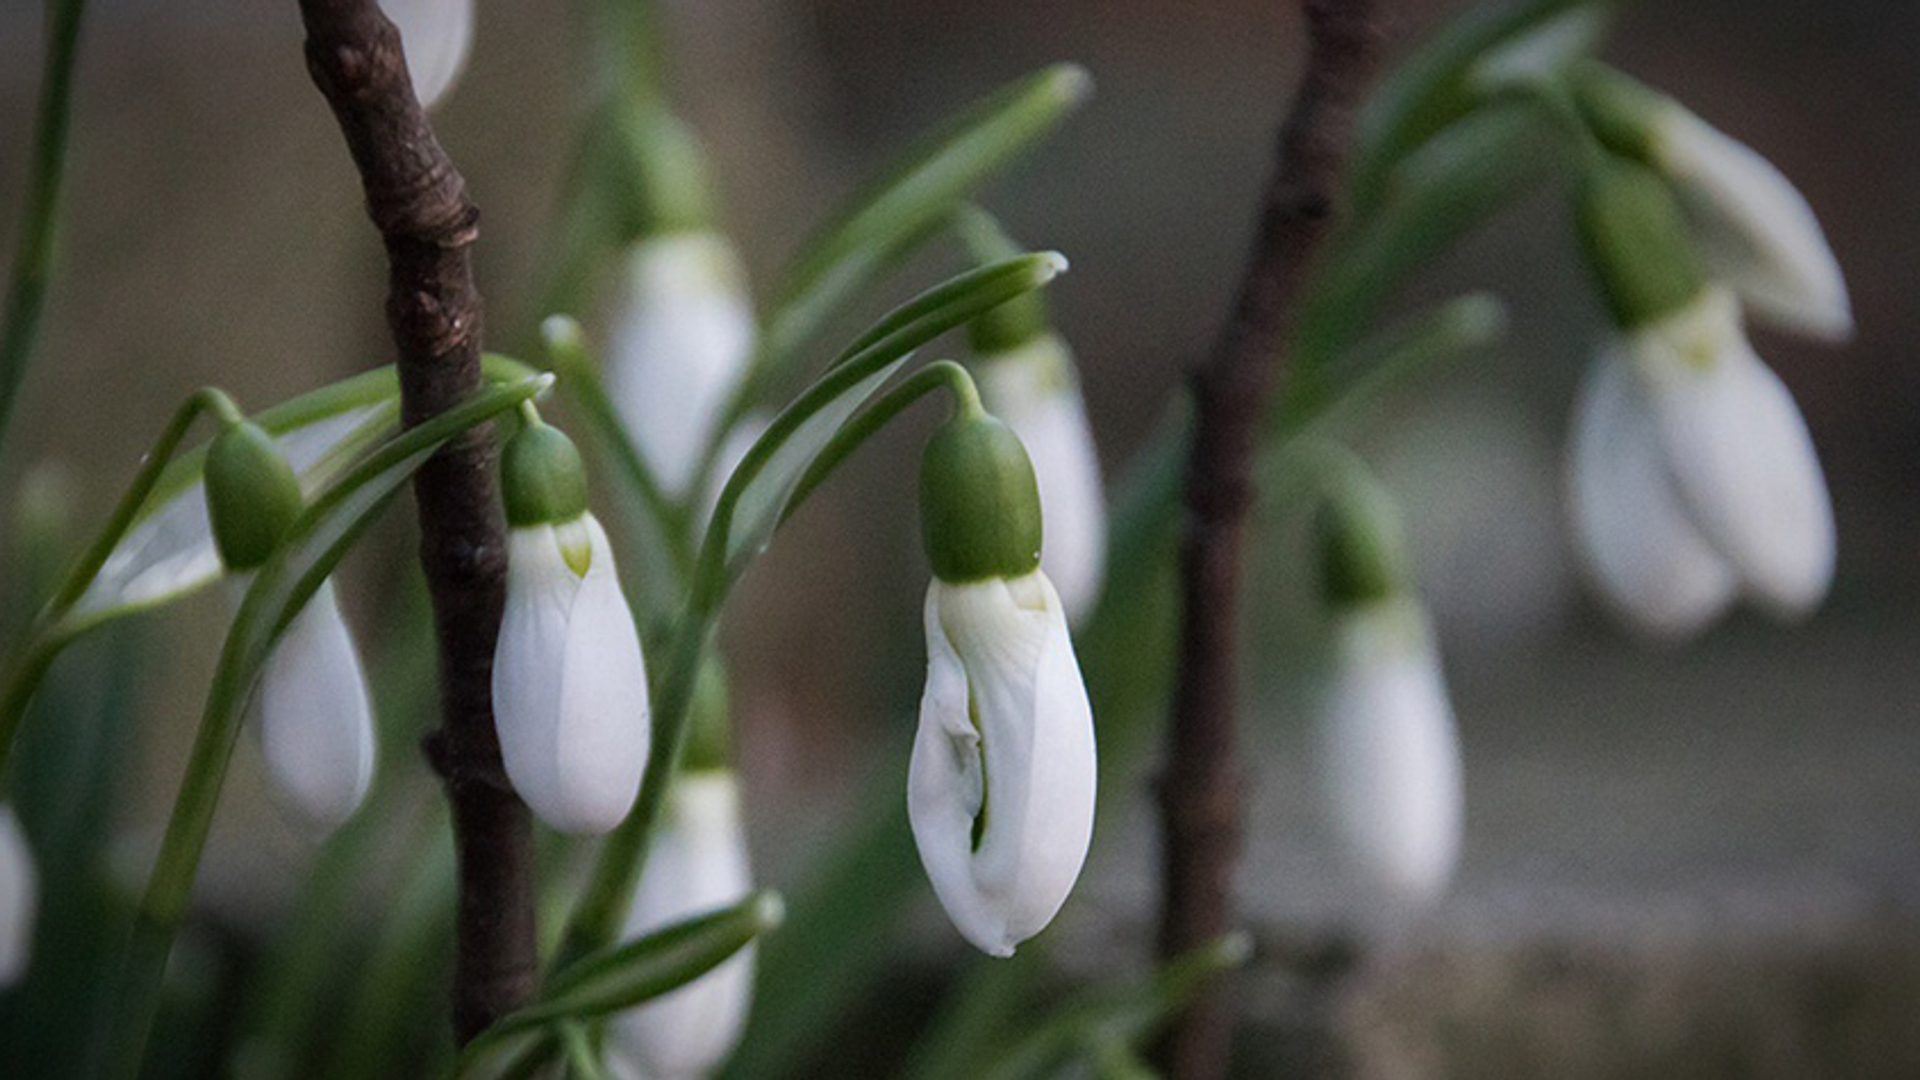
[
  {"x1": 1155, "y1": 2, "x2": 1383, "y2": 1076},
  {"x1": 295, "y1": 0, "x2": 536, "y2": 1042}
]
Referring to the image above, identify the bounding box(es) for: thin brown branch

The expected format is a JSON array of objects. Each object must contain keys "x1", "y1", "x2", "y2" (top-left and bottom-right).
[
  {"x1": 295, "y1": 0, "x2": 537, "y2": 1042},
  {"x1": 1155, "y1": 1, "x2": 1384, "y2": 1076}
]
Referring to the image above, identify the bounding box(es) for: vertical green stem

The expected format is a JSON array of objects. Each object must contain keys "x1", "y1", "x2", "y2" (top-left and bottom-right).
[{"x1": 0, "y1": 0, "x2": 89, "y2": 458}]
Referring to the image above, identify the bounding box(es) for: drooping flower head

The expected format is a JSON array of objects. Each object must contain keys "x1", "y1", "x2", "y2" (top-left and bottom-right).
[
  {"x1": 204, "y1": 418, "x2": 375, "y2": 829},
  {"x1": 1310, "y1": 485, "x2": 1463, "y2": 907},
  {"x1": 607, "y1": 763, "x2": 755, "y2": 1079},
  {"x1": 911, "y1": 402, "x2": 1096, "y2": 957},
  {"x1": 492, "y1": 416, "x2": 650, "y2": 834},
  {"x1": 0, "y1": 806, "x2": 35, "y2": 987},
  {"x1": 1566, "y1": 154, "x2": 1835, "y2": 638}
]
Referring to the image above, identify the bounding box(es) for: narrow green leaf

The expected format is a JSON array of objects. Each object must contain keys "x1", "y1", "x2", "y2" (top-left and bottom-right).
[
  {"x1": 1296, "y1": 101, "x2": 1553, "y2": 371},
  {"x1": 457, "y1": 892, "x2": 784, "y2": 1079},
  {"x1": 716, "y1": 253, "x2": 1066, "y2": 581},
  {"x1": 976, "y1": 934, "x2": 1253, "y2": 1080},
  {"x1": 1351, "y1": 0, "x2": 1601, "y2": 211},
  {"x1": 753, "y1": 64, "x2": 1091, "y2": 386}
]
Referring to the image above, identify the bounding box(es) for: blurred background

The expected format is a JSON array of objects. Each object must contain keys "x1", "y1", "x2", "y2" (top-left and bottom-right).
[{"x1": 1, "y1": 0, "x2": 1916, "y2": 1075}]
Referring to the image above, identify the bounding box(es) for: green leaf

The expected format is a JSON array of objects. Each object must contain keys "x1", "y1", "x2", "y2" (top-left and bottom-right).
[
  {"x1": 1351, "y1": 0, "x2": 1603, "y2": 211},
  {"x1": 1296, "y1": 101, "x2": 1553, "y2": 371},
  {"x1": 455, "y1": 892, "x2": 784, "y2": 1079},
  {"x1": 714, "y1": 253, "x2": 1067, "y2": 583},
  {"x1": 975, "y1": 934, "x2": 1252, "y2": 1080},
  {"x1": 752, "y1": 64, "x2": 1091, "y2": 392}
]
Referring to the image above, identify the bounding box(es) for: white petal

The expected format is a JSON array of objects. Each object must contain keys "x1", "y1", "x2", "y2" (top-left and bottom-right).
[
  {"x1": 976, "y1": 335, "x2": 1108, "y2": 625},
  {"x1": 1632, "y1": 297, "x2": 1836, "y2": 618},
  {"x1": 257, "y1": 579, "x2": 376, "y2": 829},
  {"x1": 493, "y1": 516, "x2": 650, "y2": 834},
  {"x1": 605, "y1": 233, "x2": 758, "y2": 495},
  {"x1": 608, "y1": 772, "x2": 755, "y2": 1079},
  {"x1": 908, "y1": 573, "x2": 1095, "y2": 957},
  {"x1": 1566, "y1": 353, "x2": 1737, "y2": 639},
  {"x1": 0, "y1": 806, "x2": 35, "y2": 987},
  {"x1": 381, "y1": 0, "x2": 474, "y2": 111},
  {"x1": 1655, "y1": 109, "x2": 1852, "y2": 341},
  {"x1": 1314, "y1": 600, "x2": 1463, "y2": 906}
]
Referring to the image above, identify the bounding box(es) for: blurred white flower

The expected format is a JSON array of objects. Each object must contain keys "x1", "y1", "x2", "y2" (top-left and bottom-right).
[
  {"x1": 608, "y1": 771, "x2": 754, "y2": 1080},
  {"x1": 1568, "y1": 288, "x2": 1834, "y2": 637},
  {"x1": 605, "y1": 232, "x2": 757, "y2": 496},
  {"x1": 975, "y1": 334, "x2": 1107, "y2": 624},
  {"x1": 0, "y1": 806, "x2": 34, "y2": 987},
  {"x1": 381, "y1": 0, "x2": 474, "y2": 111},
  {"x1": 1314, "y1": 598, "x2": 1463, "y2": 906},
  {"x1": 909, "y1": 571, "x2": 1096, "y2": 957},
  {"x1": 1651, "y1": 109, "x2": 1852, "y2": 342},
  {"x1": 255, "y1": 579, "x2": 376, "y2": 829},
  {"x1": 492, "y1": 514, "x2": 650, "y2": 834}
]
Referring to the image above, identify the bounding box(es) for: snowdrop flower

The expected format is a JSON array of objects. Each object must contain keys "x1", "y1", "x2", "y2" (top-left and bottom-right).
[
  {"x1": 608, "y1": 770, "x2": 755, "y2": 1079},
  {"x1": 1568, "y1": 288, "x2": 1834, "y2": 636},
  {"x1": 381, "y1": 0, "x2": 474, "y2": 111},
  {"x1": 974, "y1": 333, "x2": 1107, "y2": 625},
  {"x1": 605, "y1": 232, "x2": 757, "y2": 496},
  {"x1": 1, "y1": 806, "x2": 34, "y2": 987},
  {"x1": 1314, "y1": 598, "x2": 1463, "y2": 906},
  {"x1": 911, "y1": 405, "x2": 1096, "y2": 957},
  {"x1": 1311, "y1": 482, "x2": 1462, "y2": 907},
  {"x1": 204, "y1": 419, "x2": 376, "y2": 829},
  {"x1": 1573, "y1": 63, "x2": 1852, "y2": 341},
  {"x1": 492, "y1": 418, "x2": 650, "y2": 834},
  {"x1": 1567, "y1": 157, "x2": 1835, "y2": 638}
]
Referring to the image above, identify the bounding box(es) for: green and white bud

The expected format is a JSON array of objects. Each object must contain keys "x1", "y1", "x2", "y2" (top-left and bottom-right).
[{"x1": 493, "y1": 419, "x2": 651, "y2": 834}]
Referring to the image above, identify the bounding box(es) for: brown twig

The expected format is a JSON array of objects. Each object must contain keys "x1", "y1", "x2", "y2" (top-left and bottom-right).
[
  {"x1": 1155, "y1": 1, "x2": 1382, "y2": 1076},
  {"x1": 295, "y1": 0, "x2": 537, "y2": 1042}
]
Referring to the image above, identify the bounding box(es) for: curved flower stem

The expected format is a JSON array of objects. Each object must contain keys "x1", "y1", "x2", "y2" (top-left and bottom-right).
[
  {"x1": 0, "y1": 0, "x2": 88, "y2": 458},
  {"x1": 1156, "y1": 2, "x2": 1383, "y2": 1077},
  {"x1": 780, "y1": 359, "x2": 980, "y2": 523},
  {"x1": 0, "y1": 386, "x2": 238, "y2": 778}
]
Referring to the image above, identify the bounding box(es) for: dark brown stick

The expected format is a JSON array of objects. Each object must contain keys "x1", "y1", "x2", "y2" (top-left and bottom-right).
[
  {"x1": 1155, "y1": 2, "x2": 1382, "y2": 1076},
  {"x1": 295, "y1": 0, "x2": 537, "y2": 1042}
]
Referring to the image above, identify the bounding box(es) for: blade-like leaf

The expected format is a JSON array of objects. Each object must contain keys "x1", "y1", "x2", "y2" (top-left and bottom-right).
[
  {"x1": 1351, "y1": 0, "x2": 1600, "y2": 210},
  {"x1": 975, "y1": 934, "x2": 1252, "y2": 1080},
  {"x1": 455, "y1": 892, "x2": 784, "y2": 1079},
  {"x1": 715, "y1": 253, "x2": 1067, "y2": 581},
  {"x1": 754, "y1": 64, "x2": 1091, "y2": 386}
]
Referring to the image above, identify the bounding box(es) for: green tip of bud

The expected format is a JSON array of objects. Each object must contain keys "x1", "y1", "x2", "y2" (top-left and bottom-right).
[
  {"x1": 1042, "y1": 63, "x2": 1096, "y2": 109},
  {"x1": 501, "y1": 422, "x2": 590, "y2": 528},
  {"x1": 957, "y1": 208, "x2": 1052, "y2": 355},
  {"x1": 1569, "y1": 61, "x2": 1669, "y2": 163},
  {"x1": 1576, "y1": 155, "x2": 1709, "y2": 329},
  {"x1": 205, "y1": 421, "x2": 305, "y2": 571},
  {"x1": 919, "y1": 412, "x2": 1043, "y2": 583},
  {"x1": 1315, "y1": 485, "x2": 1411, "y2": 609}
]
